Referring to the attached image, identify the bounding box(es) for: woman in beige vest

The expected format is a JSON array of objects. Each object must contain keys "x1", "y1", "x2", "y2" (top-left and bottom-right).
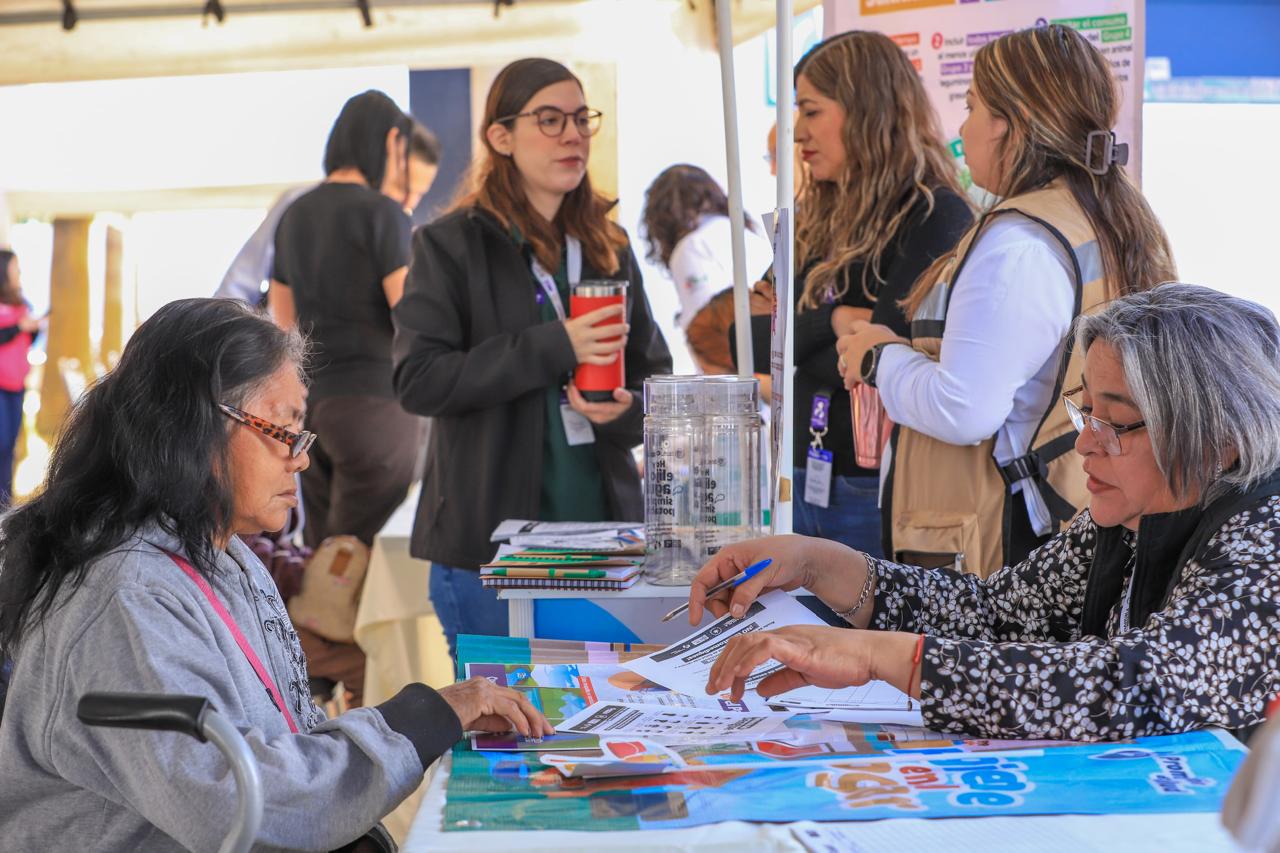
[{"x1": 836, "y1": 25, "x2": 1175, "y2": 575}]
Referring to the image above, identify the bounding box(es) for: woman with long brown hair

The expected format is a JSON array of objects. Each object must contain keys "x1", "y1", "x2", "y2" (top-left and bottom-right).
[
  {"x1": 748, "y1": 31, "x2": 972, "y2": 556},
  {"x1": 392, "y1": 58, "x2": 671, "y2": 654},
  {"x1": 838, "y1": 24, "x2": 1177, "y2": 575}
]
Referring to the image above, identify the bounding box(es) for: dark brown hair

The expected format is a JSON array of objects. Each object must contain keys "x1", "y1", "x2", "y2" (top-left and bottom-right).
[
  {"x1": 455, "y1": 58, "x2": 626, "y2": 275},
  {"x1": 0, "y1": 249, "x2": 19, "y2": 307},
  {"x1": 641, "y1": 164, "x2": 758, "y2": 269},
  {"x1": 904, "y1": 25, "x2": 1175, "y2": 316}
]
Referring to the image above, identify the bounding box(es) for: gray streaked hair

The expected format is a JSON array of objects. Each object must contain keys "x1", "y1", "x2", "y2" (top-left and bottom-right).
[{"x1": 1076, "y1": 282, "x2": 1280, "y2": 504}]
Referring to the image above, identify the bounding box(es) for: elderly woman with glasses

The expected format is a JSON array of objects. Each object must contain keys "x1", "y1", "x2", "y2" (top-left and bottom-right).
[
  {"x1": 0, "y1": 299, "x2": 552, "y2": 852},
  {"x1": 687, "y1": 283, "x2": 1280, "y2": 744}
]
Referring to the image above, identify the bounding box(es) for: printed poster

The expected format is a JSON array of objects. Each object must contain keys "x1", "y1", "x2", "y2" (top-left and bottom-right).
[
  {"x1": 824, "y1": 0, "x2": 1145, "y2": 181},
  {"x1": 444, "y1": 728, "x2": 1243, "y2": 831}
]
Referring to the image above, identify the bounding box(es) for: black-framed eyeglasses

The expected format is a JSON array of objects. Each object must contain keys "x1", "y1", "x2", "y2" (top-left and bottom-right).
[
  {"x1": 496, "y1": 106, "x2": 604, "y2": 138},
  {"x1": 1061, "y1": 385, "x2": 1145, "y2": 456},
  {"x1": 219, "y1": 404, "x2": 316, "y2": 459}
]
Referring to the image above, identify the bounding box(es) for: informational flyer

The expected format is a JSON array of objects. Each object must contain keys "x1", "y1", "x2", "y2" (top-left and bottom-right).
[
  {"x1": 824, "y1": 0, "x2": 1145, "y2": 180},
  {"x1": 622, "y1": 590, "x2": 914, "y2": 711},
  {"x1": 557, "y1": 702, "x2": 786, "y2": 742},
  {"x1": 769, "y1": 208, "x2": 794, "y2": 529},
  {"x1": 463, "y1": 661, "x2": 786, "y2": 751},
  {"x1": 622, "y1": 589, "x2": 825, "y2": 696}
]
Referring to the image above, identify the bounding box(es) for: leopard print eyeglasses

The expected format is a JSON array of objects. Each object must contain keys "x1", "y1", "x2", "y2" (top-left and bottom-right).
[{"x1": 218, "y1": 404, "x2": 317, "y2": 458}]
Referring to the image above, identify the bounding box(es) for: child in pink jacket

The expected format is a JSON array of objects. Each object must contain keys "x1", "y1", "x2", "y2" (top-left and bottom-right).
[{"x1": 0, "y1": 250, "x2": 43, "y2": 507}]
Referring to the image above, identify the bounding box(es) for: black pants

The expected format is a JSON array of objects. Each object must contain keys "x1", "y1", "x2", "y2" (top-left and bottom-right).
[
  {"x1": 301, "y1": 395, "x2": 424, "y2": 548},
  {"x1": 1007, "y1": 491, "x2": 1053, "y2": 568}
]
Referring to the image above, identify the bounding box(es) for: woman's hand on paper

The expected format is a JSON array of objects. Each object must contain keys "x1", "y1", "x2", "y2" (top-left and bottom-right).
[
  {"x1": 567, "y1": 382, "x2": 632, "y2": 425},
  {"x1": 564, "y1": 304, "x2": 628, "y2": 366},
  {"x1": 437, "y1": 676, "x2": 556, "y2": 738},
  {"x1": 704, "y1": 626, "x2": 921, "y2": 701},
  {"x1": 687, "y1": 534, "x2": 862, "y2": 625}
]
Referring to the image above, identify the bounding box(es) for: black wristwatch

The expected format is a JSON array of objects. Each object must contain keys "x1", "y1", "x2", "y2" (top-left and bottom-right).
[{"x1": 860, "y1": 342, "x2": 891, "y2": 388}]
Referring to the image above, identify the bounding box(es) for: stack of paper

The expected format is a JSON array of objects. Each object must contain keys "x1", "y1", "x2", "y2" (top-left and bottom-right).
[
  {"x1": 620, "y1": 589, "x2": 918, "y2": 713},
  {"x1": 483, "y1": 520, "x2": 644, "y2": 591}
]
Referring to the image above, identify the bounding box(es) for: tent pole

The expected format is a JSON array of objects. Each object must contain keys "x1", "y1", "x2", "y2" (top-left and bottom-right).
[
  {"x1": 714, "y1": 0, "x2": 754, "y2": 379},
  {"x1": 774, "y1": 0, "x2": 794, "y2": 534}
]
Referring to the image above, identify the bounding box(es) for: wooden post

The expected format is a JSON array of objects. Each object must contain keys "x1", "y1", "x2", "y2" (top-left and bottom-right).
[
  {"x1": 36, "y1": 217, "x2": 92, "y2": 443},
  {"x1": 574, "y1": 62, "x2": 619, "y2": 215},
  {"x1": 102, "y1": 225, "x2": 124, "y2": 369}
]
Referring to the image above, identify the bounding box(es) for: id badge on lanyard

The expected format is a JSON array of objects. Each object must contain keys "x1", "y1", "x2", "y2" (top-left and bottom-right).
[
  {"x1": 529, "y1": 235, "x2": 582, "y2": 321},
  {"x1": 804, "y1": 390, "x2": 833, "y2": 508},
  {"x1": 531, "y1": 237, "x2": 594, "y2": 445}
]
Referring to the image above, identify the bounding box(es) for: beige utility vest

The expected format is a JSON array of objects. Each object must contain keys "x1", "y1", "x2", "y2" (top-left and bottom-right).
[{"x1": 885, "y1": 181, "x2": 1107, "y2": 577}]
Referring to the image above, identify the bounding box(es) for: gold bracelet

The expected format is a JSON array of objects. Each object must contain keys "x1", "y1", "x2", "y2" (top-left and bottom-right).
[{"x1": 833, "y1": 563, "x2": 875, "y2": 626}]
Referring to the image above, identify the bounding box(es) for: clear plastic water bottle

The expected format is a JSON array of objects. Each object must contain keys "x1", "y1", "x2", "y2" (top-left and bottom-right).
[
  {"x1": 643, "y1": 376, "x2": 703, "y2": 585},
  {"x1": 700, "y1": 376, "x2": 763, "y2": 560}
]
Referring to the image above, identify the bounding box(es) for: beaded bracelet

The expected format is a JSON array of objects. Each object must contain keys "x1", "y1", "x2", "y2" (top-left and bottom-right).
[{"x1": 834, "y1": 564, "x2": 875, "y2": 626}]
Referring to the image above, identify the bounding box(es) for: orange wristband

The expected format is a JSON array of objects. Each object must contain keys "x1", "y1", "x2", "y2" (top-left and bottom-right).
[{"x1": 907, "y1": 633, "x2": 925, "y2": 696}]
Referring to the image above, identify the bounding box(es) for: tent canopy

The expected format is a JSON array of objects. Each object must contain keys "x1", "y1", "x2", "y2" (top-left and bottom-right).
[{"x1": 0, "y1": 0, "x2": 818, "y2": 86}]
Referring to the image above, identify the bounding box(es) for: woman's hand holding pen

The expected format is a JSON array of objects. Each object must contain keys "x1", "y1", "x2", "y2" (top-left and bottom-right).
[
  {"x1": 686, "y1": 534, "x2": 872, "y2": 627},
  {"x1": 565, "y1": 304, "x2": 628, "y2": 366}
]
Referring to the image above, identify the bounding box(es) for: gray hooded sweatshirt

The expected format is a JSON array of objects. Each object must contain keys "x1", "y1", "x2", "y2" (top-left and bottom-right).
[{"x1": 0, "y1": 524, "x2": 461, "y2": 851}]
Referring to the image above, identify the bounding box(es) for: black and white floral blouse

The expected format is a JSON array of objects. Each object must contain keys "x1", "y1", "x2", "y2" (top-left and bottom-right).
[{"x1": 868, "y1": 477, "x2": 1280, "y2": 742}]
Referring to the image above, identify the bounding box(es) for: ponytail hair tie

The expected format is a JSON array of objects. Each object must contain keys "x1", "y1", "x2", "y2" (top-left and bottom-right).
[{"x1": 1085, "y1": 130, "x2": 1129, "y2": 176}]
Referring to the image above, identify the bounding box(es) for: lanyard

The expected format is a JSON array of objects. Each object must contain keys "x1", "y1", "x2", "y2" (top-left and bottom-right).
[
  {"x1": 166, "y1": 551, "x2": 300, "y2": 734},
  {"x1": 809, "y1": 389, "x2": 832, "y2": 450},
  {"x1": 529, "y1": 235, "x2": 583, "y2": 321},
  {"x1": 1118, "y1": 547, "x2": 1138, "y2": 633}
]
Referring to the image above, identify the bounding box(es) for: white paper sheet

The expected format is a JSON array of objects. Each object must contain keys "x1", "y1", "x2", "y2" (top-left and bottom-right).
[
  {"x1": 622, "y1": 590, "x2": 825, "y2": 695},
  {"x1": 557, "y1": 701, "x2": 786, "y2": 743},
  {"x1": 490, "y1": 519, "x2": 641, "y2": 542},
  {"x1": 622, "y1": 590, "x2": 915, "y2": 712}
]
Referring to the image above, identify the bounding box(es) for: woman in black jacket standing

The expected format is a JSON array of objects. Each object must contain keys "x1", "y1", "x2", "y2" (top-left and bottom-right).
[{"x1": 393, "y1": 58, "x2": 672, "y2": 654}]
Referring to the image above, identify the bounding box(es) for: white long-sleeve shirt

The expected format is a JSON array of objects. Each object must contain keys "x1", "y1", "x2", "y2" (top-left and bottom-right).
[
  {"x1": 668, "y1": 215, "x2": 774, "y2": 330},
  {"x1": 878, "y1": 214, "x2": 1075, "y2": 534}
]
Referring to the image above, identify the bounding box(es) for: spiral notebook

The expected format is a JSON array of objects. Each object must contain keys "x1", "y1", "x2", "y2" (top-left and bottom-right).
[{"x1": 480, "y1": 576, "x2": 639, "y2": 591}]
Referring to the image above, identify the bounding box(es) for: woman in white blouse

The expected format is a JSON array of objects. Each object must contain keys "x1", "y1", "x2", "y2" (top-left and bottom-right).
[
  {"x1": 641, "y1": 164, "x2": 773, "y2": 374},
  {"x1": 837, "y1": 25, "x2": 1176, "y2": 574}
]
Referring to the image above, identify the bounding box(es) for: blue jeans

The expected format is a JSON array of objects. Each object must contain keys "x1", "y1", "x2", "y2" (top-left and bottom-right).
[
  {"x1": 429, "y1": 563, "x2": 509, "y2": 662},
  {"x1": 792, "y1": 469, "x2": 884, "y2": 557},
  {"x1": 0, "y1": 389, "x2": 22, "y2": 508}
]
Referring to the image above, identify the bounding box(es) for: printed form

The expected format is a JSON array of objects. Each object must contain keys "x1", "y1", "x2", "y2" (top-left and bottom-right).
[{"x1": 623, "y1": 590, "x2": 915, "y2": 710}]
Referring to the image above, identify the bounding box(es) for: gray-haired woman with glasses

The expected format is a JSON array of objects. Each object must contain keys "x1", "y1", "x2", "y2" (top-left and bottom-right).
[
  {"x1": 0, "y1": 298, "x2": 552, "y2": 851},
  {"x1": 687, "y1": 283, "x2": 1280, "y2": 744}
]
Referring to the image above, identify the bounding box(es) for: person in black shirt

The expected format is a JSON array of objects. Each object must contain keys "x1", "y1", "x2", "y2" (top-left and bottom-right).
[
  {"x1": 741, "y1": 32, "x2": 972, "y2": 554},
  {"x1": 270, "y1": 90, "x2": 423, "y2": 549}
]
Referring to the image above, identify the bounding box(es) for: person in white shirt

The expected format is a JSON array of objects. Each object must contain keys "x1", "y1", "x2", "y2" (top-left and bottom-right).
[
  {"x1": 837, "y1": 24, "x2": 1176, "y2": 573},
  {"x1": 640, "y1": 164, "x2": 773, "y2": 374}
]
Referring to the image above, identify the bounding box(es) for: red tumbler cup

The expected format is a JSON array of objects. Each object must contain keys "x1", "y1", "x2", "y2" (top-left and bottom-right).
[{"x1": 571, "y1": 280, "x2": 628, "y2": 402}]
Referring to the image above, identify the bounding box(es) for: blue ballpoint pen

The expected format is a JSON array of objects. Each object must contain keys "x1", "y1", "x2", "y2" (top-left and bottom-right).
[{"x1": 660, "y1": 558, "x2": 773, "y2": 622}]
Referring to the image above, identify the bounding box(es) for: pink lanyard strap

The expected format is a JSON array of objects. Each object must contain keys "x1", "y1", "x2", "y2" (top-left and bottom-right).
[{"x1": 166, "y1": 551, "x2": 300, "y2": 734}]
